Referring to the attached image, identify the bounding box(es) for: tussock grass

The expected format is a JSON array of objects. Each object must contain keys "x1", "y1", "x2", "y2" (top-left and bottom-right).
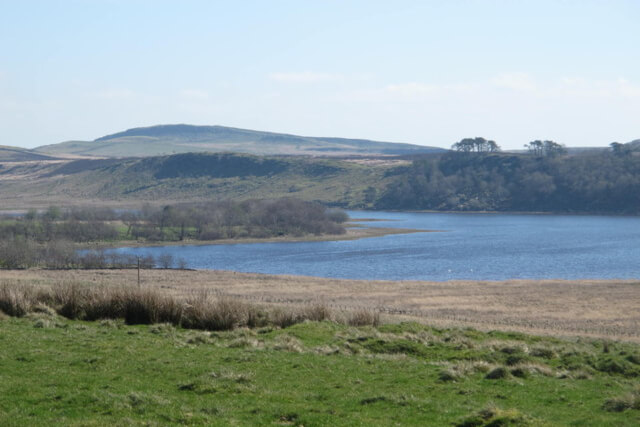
[
  {"x1": 530, "y1": 346, "x2": 557, "y2": 359},
  {"x1": 347, "y1": 308, "x2": 380, "y2": 327},
  {"x1": 438, "y1": 368, "x2": 462, "y2": 382},
  {"x1": 0, "y1": 281, "x2": 381, "y2": 332},
  {"x1": 271, "y1": 334, "x2": 305, "y2": 353},
  {"x1": 455, "y1": 406, "x2": 537, "y2": 426},
  {"x1": 0, "y1": 282, "x2": 39, "y2": 317},
  {"x1": 182, "y1": 294, "x2": 246, "y2": 331},
  {"x1": 485, "y1": 366, "x2": 511, "y2": 380},
  {"x1": 602, "y1": 388, "x2": 640, "y2": 412}
]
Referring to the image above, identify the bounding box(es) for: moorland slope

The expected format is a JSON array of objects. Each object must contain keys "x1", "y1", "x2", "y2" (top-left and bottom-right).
[{"x1": 34, "y1": 124, "x2": 445, "y2": 157}]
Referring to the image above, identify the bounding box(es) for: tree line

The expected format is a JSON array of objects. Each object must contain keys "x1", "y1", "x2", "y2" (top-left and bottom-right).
[
  {"x1": 0, "y1": 198, "x2": 348, "y2": 269},
  {"x1": 377, "y1": 149, "x2": 640, "y2": 213}
]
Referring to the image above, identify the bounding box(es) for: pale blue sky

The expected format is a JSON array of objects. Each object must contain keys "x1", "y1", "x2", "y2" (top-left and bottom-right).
[{"x1": 1, "y1": 0, "x2": 638, "y2": 149}]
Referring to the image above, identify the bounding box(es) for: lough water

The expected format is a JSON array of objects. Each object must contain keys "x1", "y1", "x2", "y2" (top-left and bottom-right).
[{"x1": 110, "y1": 211, "x2": 640, "y2": 281}]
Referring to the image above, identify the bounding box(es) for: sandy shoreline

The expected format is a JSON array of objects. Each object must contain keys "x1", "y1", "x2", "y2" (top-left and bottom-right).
[{"x1": 2, "y1": 268, "x2": 638, "y2": 342}]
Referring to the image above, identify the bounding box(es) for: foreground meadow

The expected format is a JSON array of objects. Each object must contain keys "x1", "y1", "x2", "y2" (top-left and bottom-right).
[
  {"x1": 0, "y1": 278, "x2": 639, "y2": 425},
  {"x1": 1, "y1": 314, "x2": 640, "y2": 426}
]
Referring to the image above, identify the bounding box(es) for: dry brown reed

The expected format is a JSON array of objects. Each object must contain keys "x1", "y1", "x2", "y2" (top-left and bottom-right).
[
  {"x1": 0, "y1": 280, "x2": 380, "y2": 331},
  {"x1": 347, "y1": 309, "x2": 381, "y2": 327}
]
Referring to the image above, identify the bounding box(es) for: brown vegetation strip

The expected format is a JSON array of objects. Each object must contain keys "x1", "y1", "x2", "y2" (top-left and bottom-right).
[{"x1": 1, "y1": 269, "x2": 639, "y2": 342}]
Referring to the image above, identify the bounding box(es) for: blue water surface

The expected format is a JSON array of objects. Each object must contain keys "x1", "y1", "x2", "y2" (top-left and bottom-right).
[{"x1": 110, "y1": 211, "x2": 640, "y2": 281}]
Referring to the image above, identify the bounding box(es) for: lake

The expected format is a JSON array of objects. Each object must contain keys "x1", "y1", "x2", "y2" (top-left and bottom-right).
[{"x1": 110, "y1": 211, "x2": 640, "y2": 281}]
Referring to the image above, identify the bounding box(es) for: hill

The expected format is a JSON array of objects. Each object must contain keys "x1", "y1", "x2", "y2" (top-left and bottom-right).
[
  {"x1": 4, "y1": 149, "x2": 640, "y2": 214},
  {"x1": 626, "y1": 139, "x2": 640, "y2": 149},
  {"x1": 0, "y1": 152, "x2": 399, "y2": 210},
  {"x1": 34, "y1": 124, "x2": 446, "y2": 158},
  {"x1": 0, "y1": 145, "x2": 58, "y2": 162}
]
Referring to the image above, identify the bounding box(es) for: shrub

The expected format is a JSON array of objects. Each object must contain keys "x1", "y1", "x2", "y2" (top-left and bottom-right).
[{"x1": 157, "y1": 253, "x2": 174, "y2": 269}]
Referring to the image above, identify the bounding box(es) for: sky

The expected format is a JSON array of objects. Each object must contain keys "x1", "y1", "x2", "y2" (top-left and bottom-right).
[{"x1": 1, "y1": 0, "x2": 639, "y2": 150}]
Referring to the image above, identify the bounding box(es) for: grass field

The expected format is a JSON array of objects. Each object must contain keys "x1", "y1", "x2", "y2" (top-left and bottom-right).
[
  {"x1": 1, "y1": 272, "x2": 639, "y2": 425},
  {"x1": 1, "y1": 312, "x2": 639, "y2": 425}
]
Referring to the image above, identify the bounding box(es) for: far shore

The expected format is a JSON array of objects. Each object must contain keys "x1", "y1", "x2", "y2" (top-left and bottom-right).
[
  {"x1": 85, "y1": 224, "x2": 432, "y2": 249},
  {"x1": 3, "y1": 205, "x2": 639, "y2": 218}
]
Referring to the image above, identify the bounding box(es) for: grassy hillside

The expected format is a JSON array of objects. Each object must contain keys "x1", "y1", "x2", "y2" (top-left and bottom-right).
[
  {"x1": 0, "y1": 152, "x2": 397, "y2": 209},
  {"x1": 34, "y1": 124, "x2": 446, "y2": 158},
  {"x1": 6, "y1": 148, "x2": 640, "y2": 214}
]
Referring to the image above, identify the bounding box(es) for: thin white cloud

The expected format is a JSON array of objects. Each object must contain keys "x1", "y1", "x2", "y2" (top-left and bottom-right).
[
  {"x1": 381, "y1": 82, "x2": 476, "y2": 98},
  {"x1": 269, "y1": 71, "x2": 343, "y2": 83},
  {"x1": 385, "y1": 82, "x2": 439, "y2": 95},
  {"x1": 491, "y1": 73, "x2": 537, "y2": 92},
  {"x1": 92, "y1": 89, "x2": 136, "y2": 100},
  {"x1": 616, "y1": 78, "x2": 640, "y2": 98},
  {"x1": 560, "y1": 77, "x2": 640, "y2": 98},
  {"x1": 179, "y1": 89, "x2": 209, "y2": 100},
  {"x1": 379, "y1": 75, "x2": 640, "y2": 101}
]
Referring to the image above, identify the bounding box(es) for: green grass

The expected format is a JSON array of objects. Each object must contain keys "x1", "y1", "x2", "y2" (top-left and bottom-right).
[{"x1": 1, "y1": 315, "x2": 639, "y2": 426}]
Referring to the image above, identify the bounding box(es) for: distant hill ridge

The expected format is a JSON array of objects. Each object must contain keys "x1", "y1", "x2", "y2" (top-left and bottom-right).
[
  {"x1": 0, "y1": 145, "x2": 58, "y2": 162},
  {"x1": 626, "y1": 139, "x2": 640, "y2": 148},
  {"x1": 35, "y1": 124, "x2": 446, "y2": 158}
]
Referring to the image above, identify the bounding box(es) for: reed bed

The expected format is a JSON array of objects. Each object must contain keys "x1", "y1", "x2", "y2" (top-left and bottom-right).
[{"x1": 0, "y1": 280, "x2": 380, "y2": 331}]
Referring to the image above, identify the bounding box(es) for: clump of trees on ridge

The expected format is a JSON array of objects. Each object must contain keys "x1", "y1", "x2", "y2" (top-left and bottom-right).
[{"x1": 379, "y1": 137, "x2": 640, "y2": 213}]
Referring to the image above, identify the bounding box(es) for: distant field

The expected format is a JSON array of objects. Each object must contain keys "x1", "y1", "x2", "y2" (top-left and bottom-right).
[{"x1": 2, "y1": 269, "x2": 638, "y2": 342}]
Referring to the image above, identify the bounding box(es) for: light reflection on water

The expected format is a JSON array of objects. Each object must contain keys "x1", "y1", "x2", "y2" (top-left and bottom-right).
[{"x1": 110, "y1": 211, "x2": 640, "y2": 281}]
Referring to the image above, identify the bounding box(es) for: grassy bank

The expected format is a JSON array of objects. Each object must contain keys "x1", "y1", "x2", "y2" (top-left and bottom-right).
[{"x1": 1, "y1": 312, "x2": 639, "y2": 425}]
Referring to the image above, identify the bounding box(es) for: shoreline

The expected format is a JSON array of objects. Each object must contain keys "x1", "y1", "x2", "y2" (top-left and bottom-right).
[
  {"x1": 349, "y1": 208, "x2": 640, "y2": 218},
  {"x1": 4, "y1": 206, "x2": 639, "y2": 218},
  {"x1": 85, "y1": 225, "x2": 431, "y2": 249}
]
